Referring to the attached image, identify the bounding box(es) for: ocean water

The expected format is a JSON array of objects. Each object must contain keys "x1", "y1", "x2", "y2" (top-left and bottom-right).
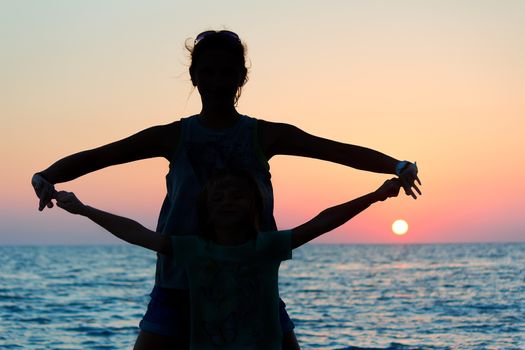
[{"x1": 0, "y1": 243, "x2": 523, "y2": 349}]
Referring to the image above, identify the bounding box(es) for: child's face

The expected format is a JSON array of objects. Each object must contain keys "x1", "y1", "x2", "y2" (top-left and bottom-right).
[{"x1": 206, "y1": 176, "x2": 254, "y2": 231}]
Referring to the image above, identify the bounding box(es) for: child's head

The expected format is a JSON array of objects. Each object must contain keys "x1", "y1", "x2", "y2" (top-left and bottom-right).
[
  {"x1": 197, "y1": 168, "x2": 263, "y2": 243},
  {"x1": 186, "y1": 30, "x2": 248, "y2": 106}
]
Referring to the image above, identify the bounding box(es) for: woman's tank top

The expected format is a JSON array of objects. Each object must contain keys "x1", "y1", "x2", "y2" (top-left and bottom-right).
[{"x1": 155, "y1": 115, "x2": 277, "y2": 288}]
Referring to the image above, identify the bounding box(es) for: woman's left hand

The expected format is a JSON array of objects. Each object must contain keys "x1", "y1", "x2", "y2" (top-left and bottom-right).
[{"x1": 397, "y1": 161, "x2": 422, "y2": 199}]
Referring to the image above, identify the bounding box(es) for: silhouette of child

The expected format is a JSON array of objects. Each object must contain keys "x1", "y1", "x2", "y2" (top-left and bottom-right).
[{"x1": 54, "y1": 168, "x2": 401, "y2": 350}]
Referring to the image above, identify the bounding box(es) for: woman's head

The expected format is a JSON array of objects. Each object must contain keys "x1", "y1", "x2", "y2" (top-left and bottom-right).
[
  {"x1": 197, "y1": 168, "x2": 263, "y2": 242},
  {"x1": 187, "y1": 30, "x2": 248, "y2": 106}
]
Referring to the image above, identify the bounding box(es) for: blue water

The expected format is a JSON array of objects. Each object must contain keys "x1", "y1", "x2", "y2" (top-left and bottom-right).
[{"x1": 0, "y1": 243, "x2": 524, "y2": 349}]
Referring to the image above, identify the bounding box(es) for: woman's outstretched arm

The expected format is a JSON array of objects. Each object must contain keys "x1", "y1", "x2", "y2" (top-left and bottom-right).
[
  {"x1": 32, "y1": 122, "x2": 180, "y2": 210},
  {"x1": 258, "y1": 121, "x2": 421, "y2": 198}
]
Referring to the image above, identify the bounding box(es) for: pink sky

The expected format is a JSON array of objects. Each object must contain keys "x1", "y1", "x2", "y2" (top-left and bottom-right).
[{"x1": 2, "y1": 1, "x2": 524, "y2": 244}]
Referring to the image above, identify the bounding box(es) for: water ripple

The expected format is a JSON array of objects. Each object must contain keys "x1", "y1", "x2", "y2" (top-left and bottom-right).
[{"x1": 0, "y1": 243, "x2": 524, "y2": 349}]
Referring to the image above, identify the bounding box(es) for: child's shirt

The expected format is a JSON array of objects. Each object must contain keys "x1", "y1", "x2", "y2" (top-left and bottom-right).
[{"x1": 171, "y1": 230, "x2": 292, "y2": 350}]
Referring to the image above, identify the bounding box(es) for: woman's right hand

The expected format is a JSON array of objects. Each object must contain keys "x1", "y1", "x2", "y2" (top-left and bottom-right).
[{"x1": 31, "y1": 173, "x2": 56, "y2": 211}]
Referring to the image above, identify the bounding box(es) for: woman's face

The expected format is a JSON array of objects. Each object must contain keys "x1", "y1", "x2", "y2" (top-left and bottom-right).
[{"x1": 192, "y1": 49, "x2": 245, "y2": 108}]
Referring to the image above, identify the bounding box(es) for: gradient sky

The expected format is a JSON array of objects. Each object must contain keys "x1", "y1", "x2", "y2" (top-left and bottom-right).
[{"x1": 2, "y1": 0, "x2": 524, "y2": 245}]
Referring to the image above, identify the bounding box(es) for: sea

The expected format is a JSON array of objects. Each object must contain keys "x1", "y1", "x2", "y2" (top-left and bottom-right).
[{"x1": 0, "y1": 243, "x2": 523, "y2": 350}]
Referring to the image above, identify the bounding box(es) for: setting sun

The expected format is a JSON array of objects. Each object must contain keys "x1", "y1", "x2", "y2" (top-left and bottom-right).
[{"x1": 392, "y1": 219, "x2": 409, "y2": 235}]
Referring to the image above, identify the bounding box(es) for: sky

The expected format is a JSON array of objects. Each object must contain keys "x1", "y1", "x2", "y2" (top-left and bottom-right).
[{"x1": 2, "y1": 0, "x2": 524, "y2": 245}]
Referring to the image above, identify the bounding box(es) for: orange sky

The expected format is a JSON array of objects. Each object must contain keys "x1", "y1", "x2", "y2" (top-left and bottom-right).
[{"x1": 2, "y1": 1, "x2": 524, "y2": 244}]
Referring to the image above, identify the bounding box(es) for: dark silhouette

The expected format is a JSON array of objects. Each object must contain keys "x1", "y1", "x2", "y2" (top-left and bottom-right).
[
  {"x1": 32, "y1": 30, "x2": 421, "y2": 350},
  {"x1": 54, "y1": 169, "x2": 401, "y2": 349}
]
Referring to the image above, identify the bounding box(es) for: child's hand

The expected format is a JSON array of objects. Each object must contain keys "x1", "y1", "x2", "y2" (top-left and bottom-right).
[
  {"x1": 375, "y1": 178, "x2": 401, "y2": 202},
  {"x1": 55, "y1": 191, "x2": 86, "y2": 215}
]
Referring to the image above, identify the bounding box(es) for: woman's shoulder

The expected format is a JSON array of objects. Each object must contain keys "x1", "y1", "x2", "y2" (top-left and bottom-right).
[
  {"x1": 150, "y1": 119, "x2": 181, "y2": 140},
  {"x1": 141, "y1": 119, "x2": 183, "y2": 159},
  {"x1": 254, "y1": 119, "x2": 295, "y2": 158},
  {"x1": 152, "y1": 117, "x2": 191, "y2": 138},
  {"x1": 158, "y1": 119, "x2": 182, "y2": 130},
  {"x1": 256, "y1": 118, "x2": 297, "y2": 133},
  {"x1": 142, "y1": 119, "x2": 180, "y2": 135}
]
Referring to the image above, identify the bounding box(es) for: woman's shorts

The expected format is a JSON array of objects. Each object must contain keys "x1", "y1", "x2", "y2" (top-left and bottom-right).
[{"x1": 139, "y1": 285, "x2": 295, "y2": 337}]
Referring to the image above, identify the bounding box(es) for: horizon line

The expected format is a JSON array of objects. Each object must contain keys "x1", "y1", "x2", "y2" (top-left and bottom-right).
[{"x1": 1, "y1": 241, "x2": 524, "y2": 247}]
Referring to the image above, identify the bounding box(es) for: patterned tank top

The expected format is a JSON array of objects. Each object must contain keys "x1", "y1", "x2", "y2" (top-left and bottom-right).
[{"x1": 155, "y1": 115, "x2": 277, "y2": 288}]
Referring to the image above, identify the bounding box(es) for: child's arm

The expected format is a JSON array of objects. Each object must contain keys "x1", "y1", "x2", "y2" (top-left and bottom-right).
[
  {"x1": 291, "y1": 179, "x2": 401, "y2": 249},
  {"x1": 55, "y1": 191, "x2": 172, "y2": 255}
]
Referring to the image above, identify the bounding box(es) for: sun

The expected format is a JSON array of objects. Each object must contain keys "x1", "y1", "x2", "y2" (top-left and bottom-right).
[{"x1": 392, "y1": 219, "x2": 409, "y2": 235}]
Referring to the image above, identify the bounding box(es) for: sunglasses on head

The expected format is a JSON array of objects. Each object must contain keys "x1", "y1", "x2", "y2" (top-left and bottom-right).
[{"x1": 194, "y1": 30, "x2": 241, "y2": 46}]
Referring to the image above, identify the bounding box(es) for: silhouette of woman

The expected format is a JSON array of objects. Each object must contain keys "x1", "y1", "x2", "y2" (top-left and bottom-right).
[{"x1": 32, "y1": 30, "x2": 421, "y2": 350}]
